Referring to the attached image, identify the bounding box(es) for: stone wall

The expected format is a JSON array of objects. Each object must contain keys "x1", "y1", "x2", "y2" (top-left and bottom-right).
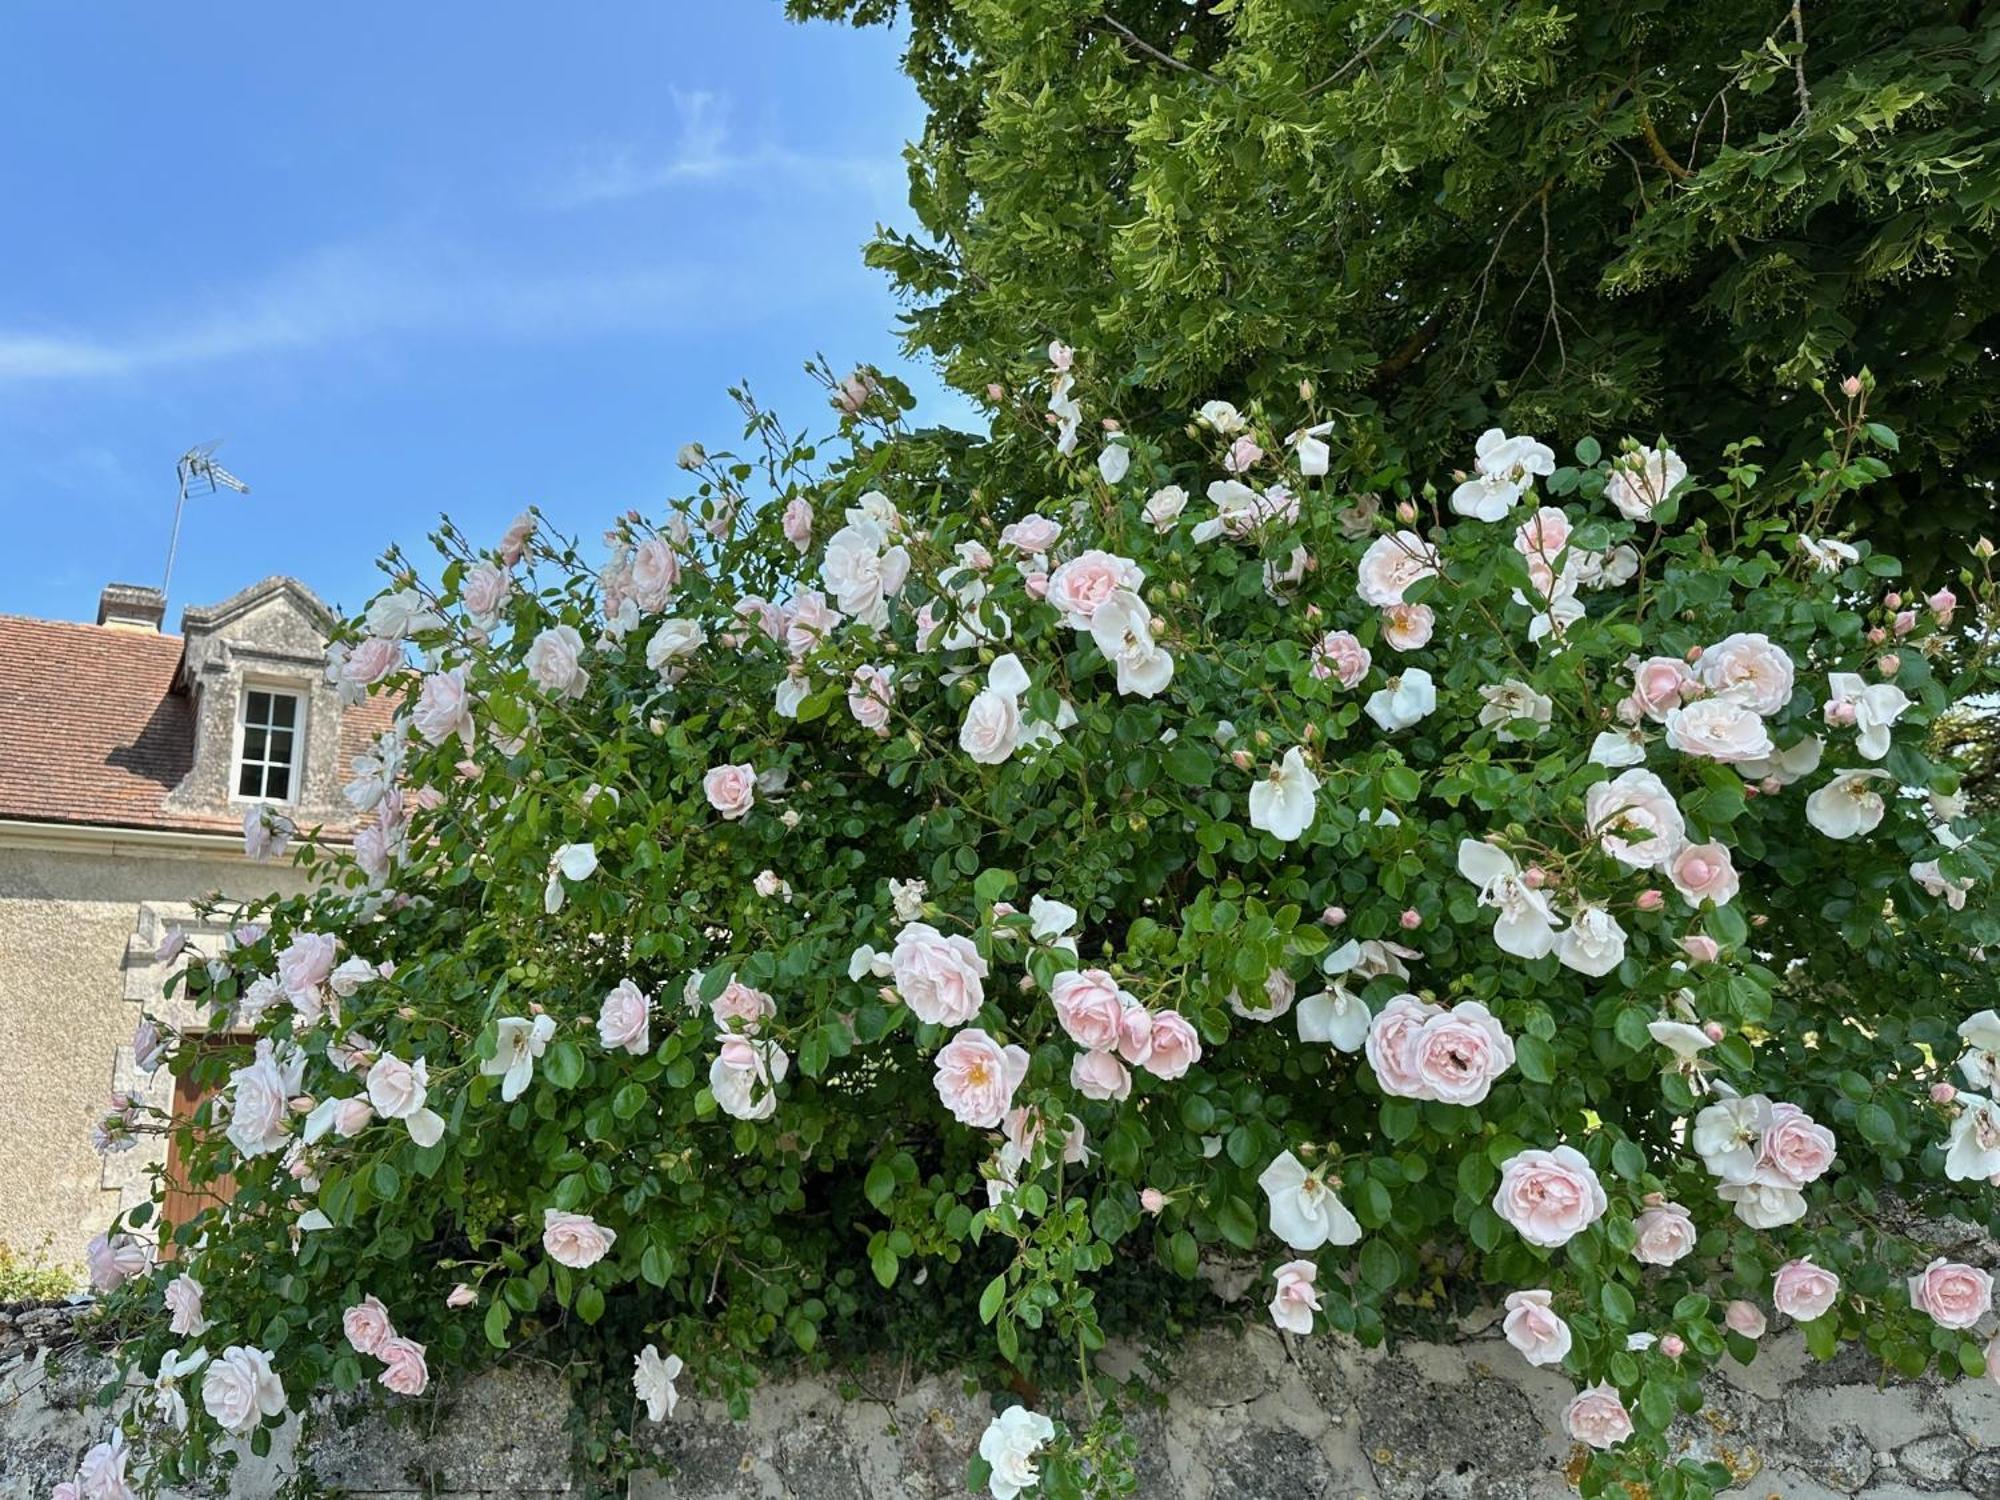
[{"x1": 5, "y1": 1301, "x2": 1995, "y2": 1499}]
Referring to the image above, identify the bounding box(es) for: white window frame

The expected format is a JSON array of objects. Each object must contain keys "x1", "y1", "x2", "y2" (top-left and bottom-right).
[{"x1": 230, "y1": 682, "x2": 308, "y2": 806}]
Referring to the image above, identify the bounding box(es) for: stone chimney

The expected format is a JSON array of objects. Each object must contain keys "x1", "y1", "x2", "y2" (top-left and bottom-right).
[{"x1": 96, "y1": 583, "x2": 167, "y2": 632}]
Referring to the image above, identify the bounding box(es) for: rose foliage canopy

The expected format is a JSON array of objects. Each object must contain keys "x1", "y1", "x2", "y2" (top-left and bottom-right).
[{"x1": 81, "y1": 355, "x2": 2000, "y2": 1500}]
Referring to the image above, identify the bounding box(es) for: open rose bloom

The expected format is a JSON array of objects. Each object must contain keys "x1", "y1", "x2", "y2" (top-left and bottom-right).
[{"x1": 86, "y1": 363, "x2": 2000, "y2": 1496}]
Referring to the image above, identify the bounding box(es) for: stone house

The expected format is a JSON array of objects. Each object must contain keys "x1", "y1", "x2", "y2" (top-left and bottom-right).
[{"x1": 0, "y1": 577, "x2": 391, "y2": 1269}]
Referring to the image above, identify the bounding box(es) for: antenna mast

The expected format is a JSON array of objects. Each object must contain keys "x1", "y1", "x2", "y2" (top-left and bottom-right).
[{"x1": 164, "y1": 442, "x2": 250, "y2": 600}]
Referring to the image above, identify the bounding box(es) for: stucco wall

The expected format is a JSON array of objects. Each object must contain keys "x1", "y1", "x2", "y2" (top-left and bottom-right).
[
  {"x1": 0, "y1": 834, "x2": 309, "y2": 1267},
  {"x1": 3, "y1": 1302, "x2": 1996, "y2": 1499}
]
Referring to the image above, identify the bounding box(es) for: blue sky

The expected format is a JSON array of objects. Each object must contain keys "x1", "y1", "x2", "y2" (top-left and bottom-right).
[{"x1": 0, "y1": 2, "x2": 958, "y2": 625}]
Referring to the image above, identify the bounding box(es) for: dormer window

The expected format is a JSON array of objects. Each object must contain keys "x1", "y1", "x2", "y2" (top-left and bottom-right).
[{"x1": 234, "y1": 686, "x2": 304, "y2": 802}]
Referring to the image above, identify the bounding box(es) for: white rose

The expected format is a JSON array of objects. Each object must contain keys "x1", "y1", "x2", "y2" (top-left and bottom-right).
[
  {"x1": 1585, "y1": 768, "x2": 1686, "y2": 869},
  {"x1": 960, "y1": 655, "x2": 1031, "y2": 764},
  {"x1": 1805, "y1": 769, "x2": 1892, "y2": 838},
  {"x1": 1698, "y1": 632, "x2": 1795, "y2": 716},
  {"x1": 1355, "y1": 531, "x2": 1441, "y2": 606},
  {"x1": 1664, "y1": 697, "x2": 1775, "y2": 763},
  {"x1": 645, "y1": 619, "x2": 707, "y2": 679},
  {"x1": 1248, "y1": 747, "x2": 1320, "y2": 843},
  {"x1": 1365, "y1": 668, "x2": 1437, "y2": 732},
  {"x1": 201, "y1": 1345, "x2": 287, "y2": 1435}
]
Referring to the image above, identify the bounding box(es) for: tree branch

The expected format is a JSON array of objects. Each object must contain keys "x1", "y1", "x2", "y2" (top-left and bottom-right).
[
  {"x1": 1789, "y1": 1, "x2": 1813, "y2": 121},
  {"x1": 1638, "y1": 111, "x2": 1692, "y2": 180},
  {"x1": 1095, "y1": 15, "x2": 1228, "y2": 90}
]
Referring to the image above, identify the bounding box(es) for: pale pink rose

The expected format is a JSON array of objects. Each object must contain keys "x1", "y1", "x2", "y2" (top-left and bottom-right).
[
  {"x1": 413, "y1": 667, "x2": 474, "y2": 747},
  {"x1": 1759, "y1": 1102, "x2": 1835, "y2": 1186},
  {"x1": 447, "y1": 1283, "x2": 478, "y2": 1308},
  {"x1": 1724, "y1": 1300, "x2": 1767, "y2": 1339},
  {"x1": 335, "y1": 1097, "x2": 375, "y2": 1137},
  {"x1": 1146, "y1": 1011, "x2": 1202, "y2": 1079},
  {"x1": 343, "y1": 1295, "x2": 395, "y2": 1356},
  {"x1": 1364, "y1": 994, "x2": 1443, "y2": 1100},
  {"x1": 1907, "y1": 1258, "x2": 1994, "y2": 1329},
  {"x1": 782, "y1": 497, "x2": 815, "y2": 554},
  {"x1": 1681, "y1": 934, "x2": 1721, "y2": 965},
  {"x1": 1269, "y1": 1259, "x2": 1321, "y2": 1335},
  {"x1": 932, "y1": 1027, "x2": 1029, "y2": 1128},
  {"x1": 1000, "y1": 513, "x2": 1063, "y2": 555},
  {"x1": 1632, "y1": 1201, "x2": 1697, "y2": 1266},
  {"x1": 1928, "y1": 587, "x2": 1958, "y2": 625},
  {"x1": 499, "y1": 509, "x2": 536, "y2": 565},
  {"x1": 703, "y1": 763, "x2": 756, "y2": 820},
  {"x1": 1140, "y1": 1187, "x2": 1167, "y2": 1215},
  {"x1": 377, "y1": 1336, "x2": 429, "y2": 1396},
  {"x1": 165, "y1": 1274, "x2": 209, "y2": 1337},
  {"x1": 1070, "y1": 1048, "x2": 1132, "y2": 1101},
  {"x1": 1629, "y1": 656, "x2": 1694, "y2": 722},
  {"x1": 461, "y1": 561, "x2": 511, "y2": 624},
  {"x1": 156, "y1": 925, "x2": 187, "y2": 964},
  {"x1": 132, "y1": 1017, "x2": 168, "y2": 1073},
  {"x1": 1698, "y1": 632, "x2": 1795, "y2": 716},
  {"x1": 848, "y1": 664, "x2": 894, "y2": 735},
  {"x1": 1502, "y1": 1289, "x2": 1572, "y2": 1367},
  {"x1": 542, "y1": 1209, "x2": 617, "y2": 1268},
  {"x1": 598, "y1": 979, "x2": 653, "y2": 1054},
  {"x1": 1513, "y1": 506, "x2": 1571, "y2": 564},
  {"x1": 1664, "y1": 696, "x2": 1774, "y2": 763},
  {"x1": 1356, "y1": 531, "x2": 1441, "y2": 606},
  {"x1": 341, "y1": 636, "x2": 401, "y2": 687},
  {"x1": 1050, "y1": 969, "x2": 1126, "y2": 1051},
  {"x1": 1492, "y1": 1146, "x2": 1607, "y2": 1248},
  {"x1": 1311, "y1": 630, "x2": 1371, "y2": 687},
  {"x1": 1772, "y1": 1258, "x2": 1840, "y2": 1321},
  {"x1": 711, "y1": 979, "x2": 776, "y2": 1035},
  {"x1": 1564, "y1": 1384, "x2": 1634, "y2": 1450},
  {"x1": 1115, "y1": 1002, "x2": 1155, "y2": 1067},
  {"x1": 630, "y1": 538, "x2": 681, "y2": 612},
  {"x1": 1586, "y1": 768, "x2": 1686, "y2": 870},
  {"x1": 201, "y1": 1344, "x2": 287, "y2": 1435},
  {"x1": 1668, "y1": 842, "x2": 1739, "y2": 907},
  {"x1": 1225, "y1": 434, "x2": 1264, "y2": 473},
  {"x1": 1379, "y1": 602, "x2": 1434, "y2": 651},
  {"x1": 278, "y1": 932, "x2": 338, "y2": 1001},
  {"x1": 1046, "y1": 550, "x2": 1143, "y2": 626},
  {"x1": 890, "y1": 922, "x2": 989, "y2": 1027},
  {"x1": 1409, "y1": 1001, "x2": 1514, "y2": 1105},
  {"x1": 526, "y1": 624, "x2": 590, "y2": 698},
  {"x1": 52, "y1": 1483, "x2": 80, "y2": 1500}
]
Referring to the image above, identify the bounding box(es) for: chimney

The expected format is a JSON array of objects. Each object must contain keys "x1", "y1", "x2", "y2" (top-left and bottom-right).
[{"x1": 97, "y1": 583, "x2": 167, "y2": 632}]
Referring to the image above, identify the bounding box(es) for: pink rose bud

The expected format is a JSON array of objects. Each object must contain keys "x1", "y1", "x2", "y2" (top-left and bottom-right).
[
  {"x1": 1024, "y1": 571, "x2": 1049, "y2": 599},
  {"x1": 1841, "y1": 375, "x2": 1864, "y2": 398},
  {"x1": 1824, "y1": 700, "x2": 1858, "y2": 728},
  {"x1": 1522, "y1": 866, "x2": 1547, "y2": 889},
  {"x1": 1928, "y1": 587, "x2": 1957, "y2": 622},
  {"x1": 1399, "y1": 908, "x2": 1422, "y2": 930},
  {"x1": 1231, "y1": 749, "x2": 1255, "y2": 770},
  {"x1": 1703, "y1": 1021, "x2": 1726, "y2": 1042},
  {"x1": 986, "y1": 383, "x2": 1005, "y2": 401},
  {"x1": 1321, "y1": 906, "x2": 1347, "y2": 927},
  {"x1": 1725, "y1": 1300, "x2": 1767, "y2": 1339},
  {"x1": 1140, "y1": 1188, "x2": 1166, "y2": 1215},
  {"x1": 1305, "y1": 603, "x2": 1322, "y2": 622},
  {"x1": 1877, "y1": 653, "x2": 1900, "y2": 676},
  {"x1": 1866, "y1": 626, "x2": 1888, "y2": 645},
  {"x1": 1759, "y1": 777, "x2": 1783, "y2": 796},
  {"x1": 1893, "y1": 610, "x2": 1917, "y2": 637},
  {"x1": 1636, "y1": 889, "x2": 1664, "y2": 912},
  {"x1": 1884, "y1": 592, "x2": 1903, "y2": 610},
  {"x1": 446, "y1": 1283, "x2": 477, "y2": 1308},
  {"x1": 1685, "y1": 645, "x2": 1704, "y2": 662},
  {"x1": 1395, "y1": 500, "x2": 1419, "y2": 523},
  {"x1": 1102, "y1": 417, "x2": 1121, "y2": 432},
  {"x1": 1976, "y1": 536, "x2": 1997, "y2": 560},
  {"x1": 1660, "y1": 1333, "x2": 1686, "y2": 1358},
  {"x1": 1751, "y1": 913, "x2": 1768, "y2": 928},
  {"x1": 1932, "y1": 1082, "x2": 1958, "y2": 1105}
]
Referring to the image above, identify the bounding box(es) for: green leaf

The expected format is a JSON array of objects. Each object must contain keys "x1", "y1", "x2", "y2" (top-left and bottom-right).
[
  {"x1": 1610, "y1": 1137, "x2": 1646, "y2": 1182},
  {"x1": 1515, "y1": 1034, "x2": 1556, "y2": 1084},
  {"x1": 865, "y1": 1156, "x2": 897, "y2": 1212},
  {"x1": 1601, "y1": 1281, "x2": 1636, "y2": 1325},
  {"x1": 612, "y1": 1081, "x2": 647, "y2": 1120},
  {"x1": 372, "y1": 1161, "x2": 401, "y2": 1201},
  {"x1": 1359, "y1": 1239, "x2": 1400, "y2": 1290},
  {"x1": 979, "y1": 1273, "x2": 1007, "y2": 1325},
  {"x1": 576, "y1": 1283, "x2": 605, "y2": 1325},
  {"x1": 1164, "y1": 740, "x2": 1216, "y2": 787},
  {"x1": 1855, "y1": 1103, "x2": 1899, "y2": 1147},
  {"x1": 1216, "y1": 1195, "x2": 1259, "y2": 1250},
  {"x1": 544, "y1": 1040, "x2": 585, "y2": 1090},
  {"x1": 641, "y1": 1243, "x2": 673, "y2": 1288},
  {"x1": 484, "y1": 1298, "x2": 511, "y2": 1349},
  {"x1": 871, "y1": 1243, "x2": 900, "y2": 1288}
]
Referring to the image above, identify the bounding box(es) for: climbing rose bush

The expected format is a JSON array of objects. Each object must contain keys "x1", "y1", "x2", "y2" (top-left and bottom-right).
[{"x1": 82, "y1": 354, "x2": 2000, "y2": 1500}]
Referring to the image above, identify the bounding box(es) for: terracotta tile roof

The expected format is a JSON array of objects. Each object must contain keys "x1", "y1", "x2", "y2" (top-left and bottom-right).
[{"x1": 0, "y1": 614, "x2": 394, "y2": 838}]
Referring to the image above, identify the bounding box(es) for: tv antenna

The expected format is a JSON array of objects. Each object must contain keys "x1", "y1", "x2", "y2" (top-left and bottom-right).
[{"x1": 163, "y1": 441, "x2": 250, "y2": 600}]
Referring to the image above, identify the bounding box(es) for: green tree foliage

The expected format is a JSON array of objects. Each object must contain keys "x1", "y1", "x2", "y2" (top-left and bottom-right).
[{"x1": 790, "y1": 0, "x2": 2000, "y2": 570}]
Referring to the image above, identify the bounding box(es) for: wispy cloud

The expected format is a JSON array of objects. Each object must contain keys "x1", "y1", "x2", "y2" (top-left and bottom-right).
[
  {"x1": 550, "y1": 87, "x2": 904, "y2": 209},
  {"x1": 0, "y1": 239, "x2": 771, "y2": 384}
]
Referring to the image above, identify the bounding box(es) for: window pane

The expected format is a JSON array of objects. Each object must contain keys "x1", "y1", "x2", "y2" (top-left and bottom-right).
[
  {"x1": 242, "y1": 726, "x2": 268, "y2": 762},
  {"x1": 269, "y1": 695, "x2": 298, "y2": 728},
  {"x1": 246, "y1": 690, "x2": 273, "y2": 726},
  {"x1": 266, "y1": 728, "x2": 294, "y2": 764},
  {"x1": 237, "y1": 762, "x2": 263, "y2": 798},
  {"x1": 265, "y1": 764, "x2": 291, "y2": 801}
]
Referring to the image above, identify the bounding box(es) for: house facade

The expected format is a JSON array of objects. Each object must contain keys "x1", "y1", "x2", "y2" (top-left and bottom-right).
[{"x1": 0, "y1": 577, "x2": 390, "y2": 1268}]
